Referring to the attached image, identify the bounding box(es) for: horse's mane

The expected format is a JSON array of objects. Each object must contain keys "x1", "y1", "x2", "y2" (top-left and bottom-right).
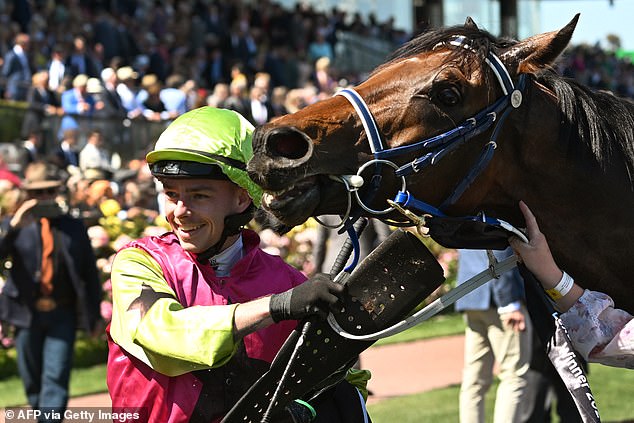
[
  {"x1": 380, "y1": 25, "x2": 634, "y2": 189},
  {"x1": 381, "y1": 25, "x2": 512, "y2": 69},
  {"x1": 538, "y1": 72, "x2": 634, "y2": 188}
]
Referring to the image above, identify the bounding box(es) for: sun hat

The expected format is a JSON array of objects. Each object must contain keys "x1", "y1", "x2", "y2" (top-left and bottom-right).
[
  {"x1": 116, "y1": 66, "x2": 138, "y2": 81},
  {"x1": 22, "y1": 162, "x2": 62, "y2": 191},
  {"x1": 86, "y1": 77, "x2": 103, "y2": 94}
]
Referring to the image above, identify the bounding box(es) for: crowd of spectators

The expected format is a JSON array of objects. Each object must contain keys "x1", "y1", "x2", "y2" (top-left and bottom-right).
[{"x1": 0, "y1": 0, "x2": 405, "y2": 132}]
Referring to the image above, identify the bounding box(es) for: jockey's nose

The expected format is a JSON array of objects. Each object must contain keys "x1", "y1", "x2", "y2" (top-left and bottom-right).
[{"x1": 173, "y1": 200, "x2": 191, "y2": 218}]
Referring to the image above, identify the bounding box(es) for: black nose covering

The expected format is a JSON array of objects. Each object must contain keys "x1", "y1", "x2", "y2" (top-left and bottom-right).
[
  {"x1": 332, "y1": 228, "x2": 446, "y2": 336},
  {"x1": 222, "y1": 229, "x2": 445, "y2": 423}
]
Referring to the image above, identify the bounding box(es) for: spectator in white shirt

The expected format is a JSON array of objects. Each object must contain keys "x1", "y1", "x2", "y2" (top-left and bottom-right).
[{"x1": 79, "y1": 129, "x2": 111, "y2": 172}]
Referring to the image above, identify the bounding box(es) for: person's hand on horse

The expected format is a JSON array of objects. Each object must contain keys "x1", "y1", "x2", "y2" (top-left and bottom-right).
[
  {"x1": 269, "y1": 273, "x2": 344, "y2": 322},
  {"x1": 509, "y1": 200, "x2": 562, "y2": 289}
]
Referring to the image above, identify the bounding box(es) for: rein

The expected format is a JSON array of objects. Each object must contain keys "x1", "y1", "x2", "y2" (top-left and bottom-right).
[{"x1": 335, "y1": 36, "x2": 527, "y2": 222}]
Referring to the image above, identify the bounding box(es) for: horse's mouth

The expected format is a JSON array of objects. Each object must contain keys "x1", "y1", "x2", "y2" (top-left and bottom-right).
[{"x1": 261, "y1": 176, "x2": 320, "y2": 225}]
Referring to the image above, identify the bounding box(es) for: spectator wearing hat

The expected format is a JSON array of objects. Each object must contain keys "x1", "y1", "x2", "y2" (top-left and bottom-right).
[
  {"x1": 0, "y1": 161, "x2": 101, "y2": 420},
  {"x1": 60, "y1": 74, "x2": 104, "y2": 134},
  {"x1": 141, "y1": 78, "x2": 170, "y2": 121},
  {"x1": 115, "y1": 66, "x2": 143, "y2": 119},
  {"x1": 61, "y1": 74, "x2": 102, "y2": 117},
  {"x1": 134, "y1": 73, "x2": 155, "y2": 106},
  {"x1": 137, "y1": 74, "x2": 170, "y2": 121},
  {"x1": 159, "y1": 73, "x2": 188, "y2": 117}
]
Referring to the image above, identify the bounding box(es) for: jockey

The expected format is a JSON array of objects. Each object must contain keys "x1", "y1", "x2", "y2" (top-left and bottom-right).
[{"x1": 106, "y1": 106, "x2": 371, "y2": 422}]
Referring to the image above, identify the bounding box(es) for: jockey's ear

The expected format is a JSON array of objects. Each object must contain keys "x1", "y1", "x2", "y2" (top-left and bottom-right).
[{"x1": 500, "y1": 14, "x2": 579, "y2": 75}]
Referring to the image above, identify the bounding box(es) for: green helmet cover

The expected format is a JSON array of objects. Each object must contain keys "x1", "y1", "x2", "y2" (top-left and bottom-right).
[{"x1": 146, "y1": 107, "x2": 263, "y2": 207}]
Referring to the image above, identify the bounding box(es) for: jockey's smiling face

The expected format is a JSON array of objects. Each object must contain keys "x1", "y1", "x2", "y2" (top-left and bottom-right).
[{"x1": 161, "y1": 178, "x2": 251, "y2": 254}]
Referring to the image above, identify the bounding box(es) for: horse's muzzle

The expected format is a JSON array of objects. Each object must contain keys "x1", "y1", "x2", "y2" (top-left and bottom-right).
[{"x1": 248, "y1": 125, "x2": 314, "y2": 189}]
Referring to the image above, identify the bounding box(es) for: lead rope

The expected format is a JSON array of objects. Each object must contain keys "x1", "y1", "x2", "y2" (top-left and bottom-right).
[{"x1": 326, "y1": 253, "x2": 519, "y2": 341}]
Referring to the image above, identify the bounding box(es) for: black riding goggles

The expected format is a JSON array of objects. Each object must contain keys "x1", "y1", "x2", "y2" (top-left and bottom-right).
[{"x1": 150, "y1": 160, "x2": 230, "y2": 180}]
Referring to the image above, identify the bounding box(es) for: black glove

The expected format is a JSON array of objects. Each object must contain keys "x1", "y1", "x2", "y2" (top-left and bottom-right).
[{"x1": 270, "y1": 274, "x2": 344, "y2": 322}]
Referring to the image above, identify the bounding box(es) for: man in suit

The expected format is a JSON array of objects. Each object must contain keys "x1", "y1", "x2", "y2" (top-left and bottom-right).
[
  {"x1": 21, "y1": 130, "x2": 43, "y2": 165},
  {"x1": 54, "y1": 127, "x2": 80, "y2": 169},
  {"x1": 455, "y1": 248, "x2": 533, "y2": 423},
  {"x1": 97, "y1": 67, "x2": 126, "y2": 119},
  {"x1": 0, "y1": 161, "x2": 101, "y2": 419},
  {"x1": 1, "y1": 33, "x2": 32, "y2": 101},
  {"x1": 21, "y1": 70, "x2": 63, "y2": 140},
  {"x1": 61, "y1": 74, "x2": 101, "y2": 118},
  {"x1": 247, "y1": 85, "x2": 274, "y2": 126},
  {"x1": 64, "y1": 36, "x2": 100, "y2": 78}
]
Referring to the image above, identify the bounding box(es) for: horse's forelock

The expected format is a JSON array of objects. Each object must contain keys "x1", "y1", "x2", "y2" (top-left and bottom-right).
[{"x1": 374, "y1": 25, "x2": 516, "y2": 79}]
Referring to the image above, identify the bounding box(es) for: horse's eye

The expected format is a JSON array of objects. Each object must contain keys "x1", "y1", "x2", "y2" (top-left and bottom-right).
[{"x1": 435, "y1": 87, "x2": 462, "y2": 107}]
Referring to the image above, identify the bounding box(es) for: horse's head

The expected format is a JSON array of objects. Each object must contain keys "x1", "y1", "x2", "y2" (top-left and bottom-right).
[{"x1": 248, "y1": 16, "x2": 579, "y2": 229}]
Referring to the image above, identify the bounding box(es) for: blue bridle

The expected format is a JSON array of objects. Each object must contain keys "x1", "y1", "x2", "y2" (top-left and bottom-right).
[{"x1": 335, "y1": 36, "x2": 527, "y2": 224}]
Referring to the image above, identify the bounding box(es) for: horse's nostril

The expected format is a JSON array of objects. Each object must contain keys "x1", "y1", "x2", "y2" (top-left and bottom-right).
[{"x1": 266, "y1": 128, "x2": 311, "y2": 160}]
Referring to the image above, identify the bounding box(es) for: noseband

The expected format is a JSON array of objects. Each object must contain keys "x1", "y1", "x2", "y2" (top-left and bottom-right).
[{"x1": 335, "y1": 36, "x2": 527, "y2": 224}]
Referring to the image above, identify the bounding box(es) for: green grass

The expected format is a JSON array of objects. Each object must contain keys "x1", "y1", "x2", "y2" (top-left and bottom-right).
[
  {"x1": 0, "y1": 364, "x2": 107, "y2": 408},
  {"x1": 374, "y1": 312, "x2": 465, "y2": 346},
  {"x1": 368, "y1": 363, "x2": 634, "y2": 423}
]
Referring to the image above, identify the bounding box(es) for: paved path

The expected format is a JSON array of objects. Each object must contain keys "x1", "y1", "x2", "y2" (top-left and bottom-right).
[
  {"x1": 1, "y1": 335, "x2": 465, "y2": 422},
  {"x1": 361, "y1": 334, "x2": 464, "y2": 404}
]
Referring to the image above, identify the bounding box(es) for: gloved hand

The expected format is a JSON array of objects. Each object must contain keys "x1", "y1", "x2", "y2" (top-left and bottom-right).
[{"x1": 269, "y1": 274, "x2": 344, "y2": 322}]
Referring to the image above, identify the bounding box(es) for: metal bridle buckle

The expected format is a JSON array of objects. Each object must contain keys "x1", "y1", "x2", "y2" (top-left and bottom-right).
[
  {"x1": 354, "y1": 159, "x2": 407, "y2": 215},
  {"x1": 386, "y1": 199, "x2": 430, "y2": 237}
]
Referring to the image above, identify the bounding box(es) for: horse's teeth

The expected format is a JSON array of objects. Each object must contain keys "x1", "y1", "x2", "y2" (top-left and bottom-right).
[{"x1": 263, "y1": 193, "x2": 275, "y2": 207}]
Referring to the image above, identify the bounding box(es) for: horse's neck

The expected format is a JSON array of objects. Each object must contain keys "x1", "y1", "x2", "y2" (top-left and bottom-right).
[{"x1": 500, "y1": 86, "x2": 634, "y2": 313}]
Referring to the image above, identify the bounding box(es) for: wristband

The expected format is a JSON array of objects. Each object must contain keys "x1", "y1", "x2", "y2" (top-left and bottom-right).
[{"x1": 545, "y1": 271, "x2": 574, "y2": 301}]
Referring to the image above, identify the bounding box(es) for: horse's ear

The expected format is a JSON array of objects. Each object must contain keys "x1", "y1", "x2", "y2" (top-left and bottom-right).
[
  {"x1": 464, "y1": 17, "x2": 478, "y2": 29},
  {"x1": 501, "y1": 14, "x2": 579, "y2": 74}
]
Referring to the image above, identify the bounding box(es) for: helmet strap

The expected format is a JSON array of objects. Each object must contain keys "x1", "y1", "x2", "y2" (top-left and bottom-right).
[{"x1": 196, "y1": 203, "x2": 256, "y2": 263}]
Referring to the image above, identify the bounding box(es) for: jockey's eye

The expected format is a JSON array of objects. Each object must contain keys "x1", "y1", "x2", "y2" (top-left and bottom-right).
[{"x1": 434, "y1": 86, "x2": 462, "y2": 107}]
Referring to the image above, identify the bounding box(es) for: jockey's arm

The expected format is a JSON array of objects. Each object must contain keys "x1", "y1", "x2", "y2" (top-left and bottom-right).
[{"x1": 110, "y1": 247, "x2": 246, "y2": 376}]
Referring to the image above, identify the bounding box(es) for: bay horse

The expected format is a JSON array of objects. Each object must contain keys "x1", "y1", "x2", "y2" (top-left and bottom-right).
[{"x1": 247, "y1": 15, "x2": 634, "y2": 314}]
